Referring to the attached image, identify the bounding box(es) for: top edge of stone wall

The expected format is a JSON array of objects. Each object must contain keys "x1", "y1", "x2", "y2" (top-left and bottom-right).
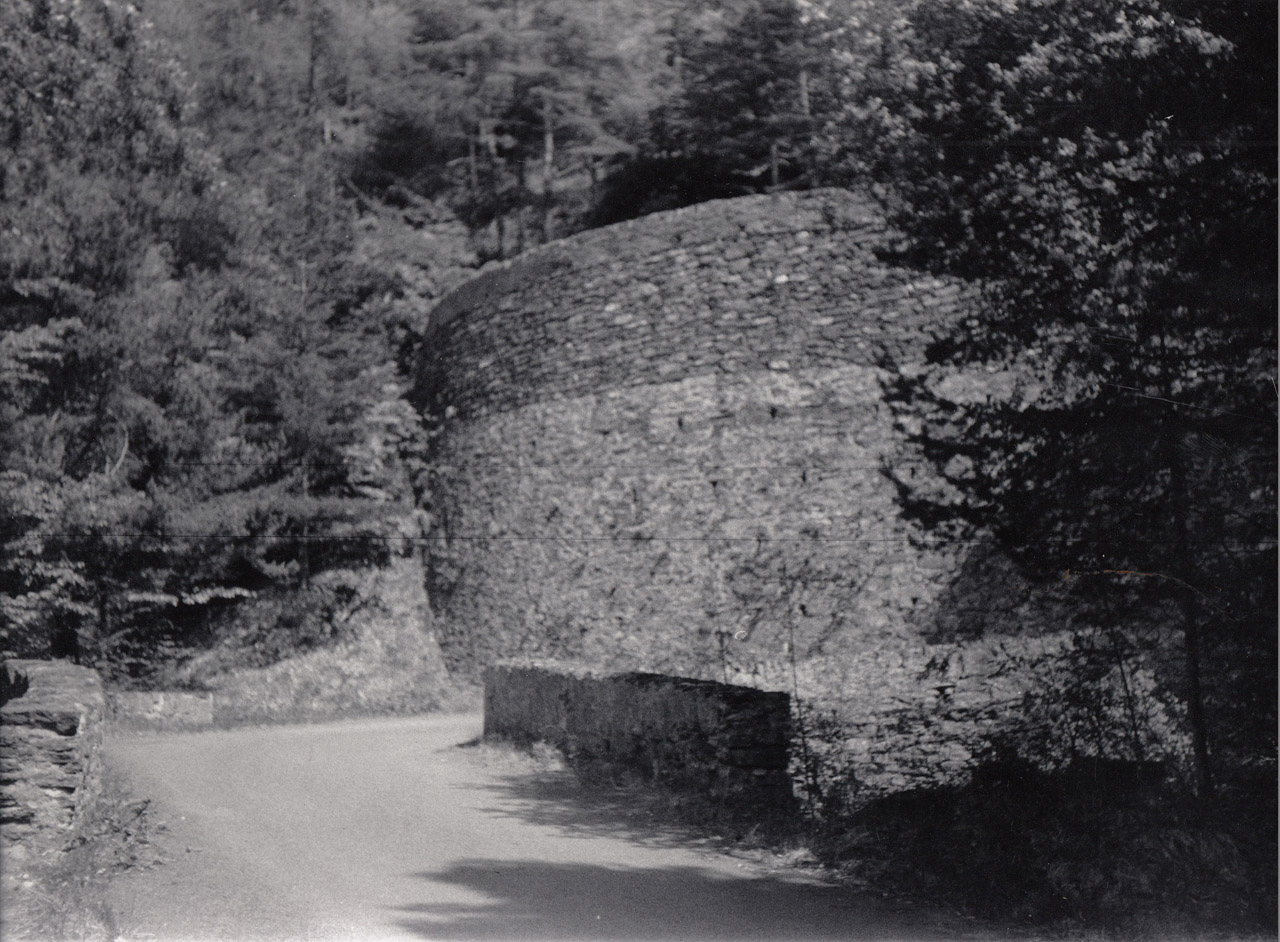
[
  {"x1": 489, "y1": 658, "x2": 790, "y2": 702},
  {"x1": 0, "y1": 658, "x2": 104, "y2": 735},
  {"x1": 427, "y1": 188, "x2": 880, "y2": 334}
]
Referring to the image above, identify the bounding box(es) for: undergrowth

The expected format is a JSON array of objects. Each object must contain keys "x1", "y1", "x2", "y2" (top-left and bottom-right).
[
  {"x1": 114, "y1": 561, "x2": 474, "y2": 726},
  {"x1": 810, "y1": 762, "x2": 1278, "y2": 940}
]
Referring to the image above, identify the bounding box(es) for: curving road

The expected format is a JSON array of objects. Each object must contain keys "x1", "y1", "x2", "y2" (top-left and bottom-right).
[{"x1": 104, "y1": 714, "x2": 995, "y2": 942}]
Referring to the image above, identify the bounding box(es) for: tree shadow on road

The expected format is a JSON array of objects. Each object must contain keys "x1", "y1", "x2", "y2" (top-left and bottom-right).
[
  {"x1": 417, "y1": 748, "x2": 991, "y2": 941},
  {"x1": 457, "y1": 760, "x2": 745, "y2": 853},
  {"x1": 391, "y1": 858, "x2": 965, "y2": 941},
  {"x1": 454, "y1": 743, "x2": 805, "y2": 858}
]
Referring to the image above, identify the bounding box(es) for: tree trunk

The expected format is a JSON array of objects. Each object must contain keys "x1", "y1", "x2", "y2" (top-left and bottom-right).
[
  {"x1": 96, "y1": 592, "x2": 108, "y2": 664},
  {"x1": 1170, "y1": 428, "x2": 1213, "y2": 797},
  {"x1": 491, "y1": 140, "x2": 505, "y2": 260},
  {"x1": 468, "y1": 132, "x2": 479, "y2": 201},
  {"x1": 516, "y1": 160, "x2": 527, "y2": 255},
  {"x1": 1182, "y1": 582, "x2": 1212, "y2": 796},
  {"x1": 300, "y1": 466, "x2": 311, "y2": 587},
  {"x1": 542, "y1": 91, "x2": 555, "y2": 243},
  {"x1": 1147, "y1": 286, "x2": 1213, "y2": 798},
  {"x1": 305, "y1": 0, "x2": 319, "y2": 118}
]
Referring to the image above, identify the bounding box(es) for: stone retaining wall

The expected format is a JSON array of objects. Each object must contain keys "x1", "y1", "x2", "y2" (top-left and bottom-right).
[
  {"x1": 109, "y1": 689, "x2": 216, "y2": 730},
  {"x1": 484, "y1": 660, "x2": 793, "y2": 810},
  {"x1": 0, "y1": 659, "x2": 106, "y2": 861},
  {"x1": 417, "y1": 189, "x2": 1005, "y2": 680},
  {"x1": 420, "y1": 190, "x2": 965, "y2": 419}
]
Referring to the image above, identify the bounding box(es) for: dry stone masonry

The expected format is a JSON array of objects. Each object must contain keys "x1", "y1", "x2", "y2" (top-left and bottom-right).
[
  {"x1": 424, "y1": 190, "x2": 965, "y2": 416},
  {"x1": 484, "y1": 660, "x2": 793, "y2": 810},
  {"x1": 420, "y1": 190, "x2": 979, "y2": 675},
  {"x1": 1, "y1": 659, "x2": 105, "y2": 861}
]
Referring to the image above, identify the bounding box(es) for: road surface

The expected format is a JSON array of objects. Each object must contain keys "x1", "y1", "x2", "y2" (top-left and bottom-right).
[{"x1": 104, "y1": 713, "x2": 990, "y2": 942}]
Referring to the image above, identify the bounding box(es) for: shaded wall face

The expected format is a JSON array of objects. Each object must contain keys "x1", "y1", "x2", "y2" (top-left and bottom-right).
[
  {"x1": 421, "y1": 190, "x2": 976, "y2": 686},
  {"x1": 428, "y1": 365, "x2": 965, "y2": 682},
  {"x1": 484, "y1": 661, "x2": 794, "y2": 808}
]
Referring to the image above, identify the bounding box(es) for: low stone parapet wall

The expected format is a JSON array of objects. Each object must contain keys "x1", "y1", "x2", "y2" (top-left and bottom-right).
[
  {"x1": 484, "y1": 660, "x2": 793, "y2": 811},
  {"x1": 0, "y1": 659, "x2": 106, "y2": 861},
  {"x1": 109, "y1": 689, "x2": 216, "y2": 730}
]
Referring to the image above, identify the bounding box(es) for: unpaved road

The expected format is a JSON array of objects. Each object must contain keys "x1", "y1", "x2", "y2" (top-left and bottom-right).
[{"x1": 104, "y1": 714, "x2": 992, "y2": 942}]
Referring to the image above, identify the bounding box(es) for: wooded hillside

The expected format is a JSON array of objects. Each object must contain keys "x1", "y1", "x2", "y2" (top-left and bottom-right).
[
  {"x1": 4, "y1": 0, "x2": 1274, "y2": 755},
  {"x1": 0, "y1": 0, "x2": 917, "y2": 681},
  {"x1": 2, "y1": 0, "x2": 1274, "y2": 932}
]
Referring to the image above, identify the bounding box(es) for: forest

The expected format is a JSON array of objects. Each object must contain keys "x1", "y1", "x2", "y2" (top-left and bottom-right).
[{"x1": 1, "y1": 0, "x2": 1276, "y2": 929}]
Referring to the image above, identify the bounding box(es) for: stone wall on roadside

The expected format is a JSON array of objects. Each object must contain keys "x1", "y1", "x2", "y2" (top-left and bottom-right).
[
  {"x1": 109, "y1": 689, "x2": 216, "y2": 730},
  {"x1": 484, "y1": 660, "x2": 793, "y2": 810},
  {"x1": 0, "y1": 659, "x2": 106, "y2": 861}
]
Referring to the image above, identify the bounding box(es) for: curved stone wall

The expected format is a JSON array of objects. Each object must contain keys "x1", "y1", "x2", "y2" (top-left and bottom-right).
[
  {"x1": 417, "y1": 189, "x2": 1007, "y2": 692},
  {"x1": 422, "y1": 190, "x2": 962, "y2": 418}
]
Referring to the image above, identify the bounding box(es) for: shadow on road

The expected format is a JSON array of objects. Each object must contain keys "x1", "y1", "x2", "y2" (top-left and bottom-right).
[
  {"x1": 460, "y1": 761, "x2": 742, "y2": 852},
  {"x1": 392, "y1": 858, "x2": 950, "y2": 941},
  {"x1": 408, "y1": 747, "x2": 995, "y2": 941}
]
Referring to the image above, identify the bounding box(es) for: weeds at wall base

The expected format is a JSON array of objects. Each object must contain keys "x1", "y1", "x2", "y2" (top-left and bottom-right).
[{"x1": 0, "y1": 768, "x2": 162, "y2": 942}]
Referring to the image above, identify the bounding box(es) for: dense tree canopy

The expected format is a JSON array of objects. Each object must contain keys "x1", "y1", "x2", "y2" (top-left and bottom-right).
[
  {"x1": 826, "y1": 0, "x2": 1277, "y2": 790},
  {"x1": 0, "y1": 0, "x2": 434, "y2": 677},
  {"x1": 1, "y1": 3, "x2": 1272, "y2": 933}
]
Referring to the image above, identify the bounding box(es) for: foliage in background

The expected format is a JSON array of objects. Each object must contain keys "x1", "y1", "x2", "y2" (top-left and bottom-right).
[
  {"x1": 342, "y1": 0, "x2": 849, "y2": 250},
  {"x1": 0, "y1": 0, "x2": 449, "y2": 680},
  {"x1": 2, "y1": 0, "x2": 1274, "y2": 932}
]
